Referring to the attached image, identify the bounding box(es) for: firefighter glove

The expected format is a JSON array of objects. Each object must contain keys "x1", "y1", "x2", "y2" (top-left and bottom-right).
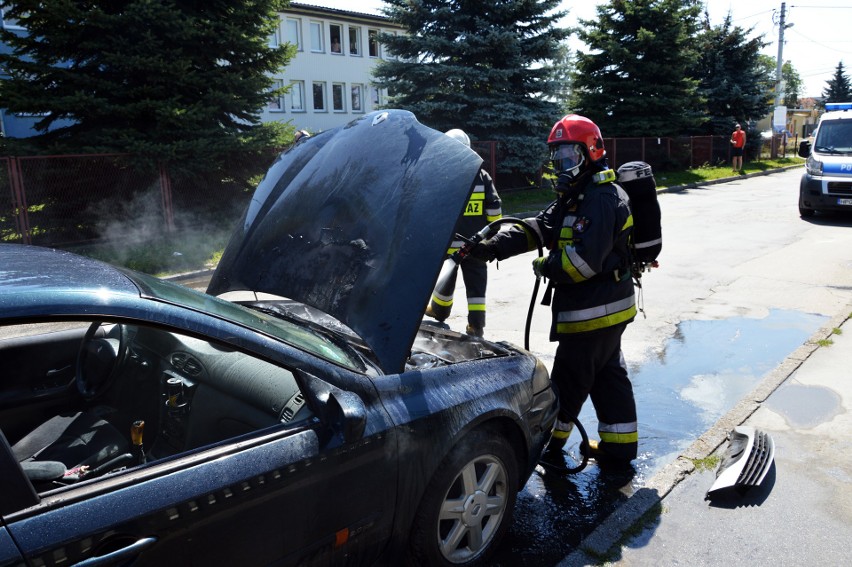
[
  {"x1": 469, "y1": 240, "x2": 497, "y2": 262},
  {"x1": 532, "y1": 256, "x2": 548, "y2": 279}
]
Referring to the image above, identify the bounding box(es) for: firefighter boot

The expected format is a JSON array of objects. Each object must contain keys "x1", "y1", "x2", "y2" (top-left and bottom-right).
[
  {"x1": 540, "y1": 419, "x2": 574, "y2": 466},
  {"x1": 465, "y1": 324, "x2": 484, "y2": 338},
  {"x1": 580, "y1": 439, "x2": 634, "y2": 470},
  {"x1": 424, "y1": 304, "x2": 447, "y2": 322}
]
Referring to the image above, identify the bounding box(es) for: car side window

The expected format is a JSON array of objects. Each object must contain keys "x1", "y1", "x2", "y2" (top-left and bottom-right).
[{"x1": 0, "y1": 319, "x2": 312, "y2": 495}]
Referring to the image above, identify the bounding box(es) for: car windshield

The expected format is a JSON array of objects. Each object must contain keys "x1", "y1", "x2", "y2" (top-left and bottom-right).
[
  {"x1": 122, "y1": 269, "x2": 366, "y2": 372},
  {"x1": 815, "y1": 120, "x2": 852, "y2": 153}
]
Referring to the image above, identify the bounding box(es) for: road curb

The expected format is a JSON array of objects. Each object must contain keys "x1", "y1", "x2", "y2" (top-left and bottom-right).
[
  {"x1": 560, "y1": 300, "x2": 852, "y2": 566},
  {"x1": 656, "y1": 163, "x2": 803, "y2": 194}
]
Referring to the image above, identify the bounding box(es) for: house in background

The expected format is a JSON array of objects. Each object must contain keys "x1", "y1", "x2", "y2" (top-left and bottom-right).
[
  {"x1": 0, "y1": 8, "x2": 76, "y2": 138},
  {"x1": 0, "y1": 3, "x2": 403, "y2": 139},
  {"x1": 264, "y1": 3, "x2": 404, "y2": 134}
]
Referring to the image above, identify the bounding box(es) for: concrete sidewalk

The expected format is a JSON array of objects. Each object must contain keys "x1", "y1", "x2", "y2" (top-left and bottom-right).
[{"x1": 560, "y1": 303, "x2": 852, "y2": 566}]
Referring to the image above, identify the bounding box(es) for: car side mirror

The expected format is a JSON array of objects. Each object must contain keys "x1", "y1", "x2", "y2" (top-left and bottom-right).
[
  {"x1": 328, "y1": 391, "x2": 367, "y2": 443},
  {"x1": 300, "y1": 371, "x2": 367, "y2": 445},
  {"x1": 798, "y1": 140, "x2": 811, "y2": 158}
]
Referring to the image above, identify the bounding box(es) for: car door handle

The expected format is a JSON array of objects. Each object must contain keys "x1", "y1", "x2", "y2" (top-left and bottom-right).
[
  {"x1": 46, "y1": 365, "x2": 72, "y2": 377},
  {"x1": 72, "y1": 536, "x2": 157, "y2": 567}
]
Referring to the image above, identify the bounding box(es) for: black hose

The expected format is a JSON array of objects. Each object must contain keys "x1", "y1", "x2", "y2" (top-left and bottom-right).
[
  {"x1": 475, "y1": 216, "x2": 543, "y2": 351},
  {"x1": 536, "y1": 418, "x2": 590, "y2": 475},
  {"x1": 474, "y1": 216, "x2": 590, "y2": 474}
]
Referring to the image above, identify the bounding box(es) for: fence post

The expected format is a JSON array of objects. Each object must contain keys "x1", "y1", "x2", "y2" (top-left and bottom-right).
[
  {"x1": 8, "y1": 157, "x2": 32, "y2": 244},
  {"x1": 158, "y1": 162, "x2": 176, "y2": 232}
]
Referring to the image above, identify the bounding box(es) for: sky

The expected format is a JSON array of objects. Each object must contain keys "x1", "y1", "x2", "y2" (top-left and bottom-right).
[{"x1": 297, "y1": 0, "x2": 851, "y2": 98}]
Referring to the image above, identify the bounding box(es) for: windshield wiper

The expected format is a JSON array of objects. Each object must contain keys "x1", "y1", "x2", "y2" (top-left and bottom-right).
[{"x1": 814, "y1": 146, "x2": 844, "y2": 154}]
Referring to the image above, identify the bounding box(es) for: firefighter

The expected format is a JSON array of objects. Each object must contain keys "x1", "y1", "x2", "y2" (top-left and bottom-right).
[
  {"x1": 472, "y1": 115, "x2": 638, "y2": 467},
  {"x1": 425, "y1": 129, "x2": 502, "y2": 337}
]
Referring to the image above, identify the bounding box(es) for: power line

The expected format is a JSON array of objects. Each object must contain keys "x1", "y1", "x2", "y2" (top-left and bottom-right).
[{"x1": 787, "y1": 27, "x2": 852, "y2": 55}]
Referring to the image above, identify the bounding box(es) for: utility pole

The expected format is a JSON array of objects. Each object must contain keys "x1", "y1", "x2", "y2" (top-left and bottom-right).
[
  {"x1": 775, "y1": 2, "x2": 792, "y2": 106},
  {"x1": 772, "y1": 2, "x2": 793, "y2": 157}
]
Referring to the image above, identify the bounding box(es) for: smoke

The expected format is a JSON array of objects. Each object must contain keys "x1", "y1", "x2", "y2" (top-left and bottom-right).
[{"x1": 89, "y1": 183, "x2": 233, "y2": 274}]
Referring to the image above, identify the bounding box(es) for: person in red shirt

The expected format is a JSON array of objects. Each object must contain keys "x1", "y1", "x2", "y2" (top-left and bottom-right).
[{"x1": 730, "y1": 123, "x2": 746, "y2": 173}]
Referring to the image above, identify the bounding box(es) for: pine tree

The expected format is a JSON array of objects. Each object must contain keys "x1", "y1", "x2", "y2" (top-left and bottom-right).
[
  {"x1": 373, "y1": 0, "x2": 569, "y2": 185},
  {"x1": 569, "y1": 0, "x2": 704, "y2": 138},
  {"x1": 692, "y1": 13, "x2": 773, "y2": 135},
  {"x1": 0, "y1": 0, "x2": 293, "y2": 173},
  {"x1": 822, "y1": 61, "x2": 851, "y2": 104}
]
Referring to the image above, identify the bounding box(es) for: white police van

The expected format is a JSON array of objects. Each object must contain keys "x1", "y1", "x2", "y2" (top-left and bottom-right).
[{"x1": 798, "y1": 102, "x2": 852, "y2": 217}]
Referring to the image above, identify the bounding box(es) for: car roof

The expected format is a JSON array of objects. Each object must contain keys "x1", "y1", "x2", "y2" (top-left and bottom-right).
[
  {"x1": 0, "y1": 244, "x2": 139, "y2": 296},
  {"x1": 208, "y1": 110, "x2": 483, "y2": 374}
]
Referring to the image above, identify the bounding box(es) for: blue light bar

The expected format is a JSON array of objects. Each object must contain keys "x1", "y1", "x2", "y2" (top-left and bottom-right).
[{"x1": 825, "y1": 102, "x2": 852, "y2": 111}]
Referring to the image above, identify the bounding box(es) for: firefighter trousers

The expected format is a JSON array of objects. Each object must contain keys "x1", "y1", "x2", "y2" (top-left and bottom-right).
[
  {"x1": 429, "y1": 257, "x2": 488, "y2": 329},
  {"x1": 551, "y1": 322, "x2": 638, "y2": 462}
]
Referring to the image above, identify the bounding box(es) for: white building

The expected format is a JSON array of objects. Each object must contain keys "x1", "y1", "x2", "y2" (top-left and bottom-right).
[{"x1": 261, "y1": 3, "x2": 405, "y2": 134}]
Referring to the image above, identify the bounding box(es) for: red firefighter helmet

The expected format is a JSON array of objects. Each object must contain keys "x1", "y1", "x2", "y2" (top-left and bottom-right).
[{"x1": 547, "y1": 114, "x2": 607, "y2": 164}]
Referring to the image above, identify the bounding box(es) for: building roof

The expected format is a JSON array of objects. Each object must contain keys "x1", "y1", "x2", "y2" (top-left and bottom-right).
[{"x1": 288, "y1": 3, "x2": 391, "y2": 23}]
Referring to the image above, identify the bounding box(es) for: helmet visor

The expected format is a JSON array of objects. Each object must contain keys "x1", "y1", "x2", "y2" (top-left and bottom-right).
[{"x1": 550, "y1": 143, "x2": 585, "y2": 173}]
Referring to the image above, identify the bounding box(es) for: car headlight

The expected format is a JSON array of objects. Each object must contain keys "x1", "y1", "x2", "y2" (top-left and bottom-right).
[
  {"x1": 532, "y1": 358, "x2": 551, "y2": 393},
  {"x1": 806, "y1": 155, "x2": 823, "y2": 176}
]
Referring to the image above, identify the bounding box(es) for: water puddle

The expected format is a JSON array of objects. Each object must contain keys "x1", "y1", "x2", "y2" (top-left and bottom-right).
[
  {"x1": 627, "y1": 309, "x2": 827, "y2": 471},
  {"x1": 502, "y1": 308, "x2": 827, "y2": 565},
  {"x1": 765, "y1": 383, "x2": 842, "y2": 429}
]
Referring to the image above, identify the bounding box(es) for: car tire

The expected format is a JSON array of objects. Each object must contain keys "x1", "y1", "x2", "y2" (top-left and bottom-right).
[{"x1": 407, "y1": 428, "x2": 519, "y2": 566}]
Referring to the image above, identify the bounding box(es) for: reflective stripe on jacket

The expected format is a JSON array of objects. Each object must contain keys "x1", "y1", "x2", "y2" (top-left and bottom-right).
[
  {"x1": 491, "y1": 177, "x2": 635, "y2": 338},
  {"x1": 447, "y1": 169, "x2": 502, "y2": 253}
]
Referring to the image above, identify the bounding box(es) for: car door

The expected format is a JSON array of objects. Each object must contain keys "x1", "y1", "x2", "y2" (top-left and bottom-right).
[
  {"x1": 1, "y1": 322, "x2": 398, "y2": 567},
  {"x1": 0, "y1": 322, "x2": 89, "y2": 441}
]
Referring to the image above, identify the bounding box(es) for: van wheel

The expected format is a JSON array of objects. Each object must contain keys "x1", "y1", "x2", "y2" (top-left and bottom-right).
[{"x1": 407, "y1": 429, "x2": 518, "y2": 566}]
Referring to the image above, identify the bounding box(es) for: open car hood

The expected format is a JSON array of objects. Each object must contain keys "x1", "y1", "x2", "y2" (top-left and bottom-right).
[{"x1": 208, "y1": 110, "x2": 483, "y2": 374}]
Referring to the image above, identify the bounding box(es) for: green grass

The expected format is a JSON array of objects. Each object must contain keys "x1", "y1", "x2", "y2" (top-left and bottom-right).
[
  {"x1": 75, "y1": 229, "x2": 231, "y2": 277},
  {"x1": 71, "y1": 158, "x2": 803, "y2": 276},
  {"x1": 654, "y1": 157, "x2": 803, "y2": 189}
]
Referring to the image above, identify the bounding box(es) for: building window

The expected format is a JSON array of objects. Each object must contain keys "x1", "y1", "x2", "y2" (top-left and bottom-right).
[
  {"x1": 268, "y1": 79, "x2": 285, "y2": 112},
  {"x1": 348, "y1": 27, "x2": 361, "y2": 56},
  {"x1": 289, "y1": 81, "x2": 305, "y2": 112},
  {"x1": 371, "y1": 86, "x2": 381, "y2": 107},
  {"x1": 310, "y1": 21, "x2": 323, "y2": 52},
  {"x1": 351, "y1": 85, "x2": 363, "y2": 112},
  {"x1": 332, "y1": 83, "x2": 345, "y2": 112},
  {"x1": 312, "y1": 82, "x2": 327, "y2": 112},
  {"x1": 268, "y1": 21, "x2": 281, "y2": 48},
  {"x1": 330, "y1": 24, "x2": 342, "y2": 54},
  {"x1": 286, "y1": 18, "x2": 302, "y2": 51},
  {"x1": 368, "y1": 29, "x2": 380, "y2": 57}
]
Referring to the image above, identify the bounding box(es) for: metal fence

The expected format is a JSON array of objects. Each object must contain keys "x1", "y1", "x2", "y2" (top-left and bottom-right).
[
  {"x1": 1, "y1": 153, "x2": 272, "y2": 248},
  {"x1": 1, "y1": 135, "x2": 800, "y2": 249}
]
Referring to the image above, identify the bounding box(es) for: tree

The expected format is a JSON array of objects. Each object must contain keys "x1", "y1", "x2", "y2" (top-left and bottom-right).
[
  {"x1": 569, "y1": 0, "x2": 704, "y2": 138},
  {"x1": 373, "y1": 0, "x2": 569, "y2": 185},
  {"x1": 0, "y1": 0, "x2": 294, "y2": 174},
  {"x1": 692, "y1": 12, "x2": 773, "y2": 135},
  {"x1": 782, "y1": 61, "x2": 802, "y2": 108},
  {"x1": 822, "y1": 61, "x2": 851, "y2": 104},
  {"x1": 549, "y1": 40, "x2": 576, "y2": 116}
]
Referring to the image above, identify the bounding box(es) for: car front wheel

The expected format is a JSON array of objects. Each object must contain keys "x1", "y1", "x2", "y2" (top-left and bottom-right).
[{"x1": 407, "y1": 428, "x2": 519, "y2": 566}]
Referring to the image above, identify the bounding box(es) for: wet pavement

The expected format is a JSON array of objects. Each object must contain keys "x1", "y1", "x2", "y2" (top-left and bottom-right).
[
  {"x1": 564, "y1": 306, "x2": 852, "y2": 566},
  {"x1": 495, "y1": 309, "x2": 828, "y2": 566}
]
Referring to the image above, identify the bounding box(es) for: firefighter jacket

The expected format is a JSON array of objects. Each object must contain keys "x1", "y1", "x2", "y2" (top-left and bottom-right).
[
  {"x1": 447, "y1": 169, "x2": 502, "y2": 254},
  {"x1": 490, "y1": 176, "x2": 636, "y2": 339}
]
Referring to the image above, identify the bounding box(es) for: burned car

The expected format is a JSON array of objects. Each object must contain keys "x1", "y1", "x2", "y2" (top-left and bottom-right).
[{"x1": 0, "y1": 110, "x2": 557, "y2": 566}]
